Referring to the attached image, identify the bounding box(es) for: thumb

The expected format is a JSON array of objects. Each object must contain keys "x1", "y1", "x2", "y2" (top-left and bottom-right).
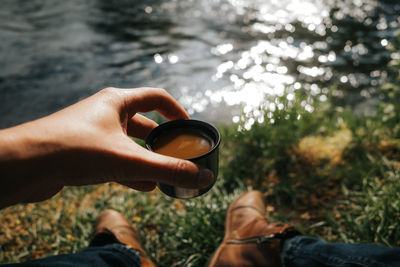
[{"x1": 127, "y1": 148, "x2": 215, "y2": 189}]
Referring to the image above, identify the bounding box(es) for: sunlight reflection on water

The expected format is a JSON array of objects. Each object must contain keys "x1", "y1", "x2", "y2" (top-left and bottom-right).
[
  {"x1": 0, "y1": 0, "x2": 399, "y2": 127},
  {"x1": 176, "y1": 0, "x2": 399, "y2": 127}
]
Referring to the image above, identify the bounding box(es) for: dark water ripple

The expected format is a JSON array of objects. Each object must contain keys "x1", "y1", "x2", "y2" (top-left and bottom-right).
[{"x1": 0, "y1": 0, "x2": 399, "y2": 128}]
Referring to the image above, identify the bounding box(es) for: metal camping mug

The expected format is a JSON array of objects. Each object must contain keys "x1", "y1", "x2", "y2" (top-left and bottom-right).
[{"x1": 145, "y1": 119, "x2": 220, "y2": 199}]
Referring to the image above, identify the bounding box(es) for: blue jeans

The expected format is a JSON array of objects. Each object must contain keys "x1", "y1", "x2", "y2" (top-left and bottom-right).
[
  {"x1": 2, "y1": 236, "x2": 400, "y2": 266},
  {"x1": 282, "y1": 236, "x2": 400, "y2": 267},
  {"x1": 1, "y1": 243, "x2": 141, "y2": 267}
]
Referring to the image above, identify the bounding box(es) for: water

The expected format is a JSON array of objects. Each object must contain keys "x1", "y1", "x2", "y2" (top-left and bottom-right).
[{"x1": 0, "y1": 0, "x2": 399, "y2": 128}]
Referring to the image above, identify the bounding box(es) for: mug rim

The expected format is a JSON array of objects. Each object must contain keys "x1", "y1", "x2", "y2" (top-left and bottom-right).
[{"x1": 145, "y1": 119, "x2": 221, "y2": 160}]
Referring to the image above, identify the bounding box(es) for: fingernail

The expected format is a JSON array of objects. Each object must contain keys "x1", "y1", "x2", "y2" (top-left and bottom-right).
[{"x1": 198, "y1": 169, "x2": 214, "y2": 188}]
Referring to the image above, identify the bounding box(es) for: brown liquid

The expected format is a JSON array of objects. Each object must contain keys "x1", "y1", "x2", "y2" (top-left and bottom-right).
[{"x1": 153, "y1": 129, "x2": 212, "y2": 159}]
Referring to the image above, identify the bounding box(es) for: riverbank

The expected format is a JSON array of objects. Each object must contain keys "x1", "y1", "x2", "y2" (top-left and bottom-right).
[
  {"x1": 1, "y1": 48, "x2": 400, "y2": 267},
  {"x1": 1, "y1": 84, "x2": 399, "y2": 266}
]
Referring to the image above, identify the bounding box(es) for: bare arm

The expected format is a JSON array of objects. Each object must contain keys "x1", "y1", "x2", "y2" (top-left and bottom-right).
[{"x1": 0, "y1": 87, "x2": 213, "y2": 209}]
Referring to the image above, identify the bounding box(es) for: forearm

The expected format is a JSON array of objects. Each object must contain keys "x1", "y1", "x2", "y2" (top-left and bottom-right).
[
  {"x1": 0, "y1": 122, "x2": 58, "y2": 209},
  {"x1": 0, "y1": 87, "x2": 214, "y2": 208}
]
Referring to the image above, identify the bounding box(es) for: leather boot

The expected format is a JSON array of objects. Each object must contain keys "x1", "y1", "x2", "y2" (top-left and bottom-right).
[
  {"x1": 208, "y1": 191, "x2": 300, "y2": 267},
  {"x1": 90, "y1": 209, "x2": 155, "y2": 267}
]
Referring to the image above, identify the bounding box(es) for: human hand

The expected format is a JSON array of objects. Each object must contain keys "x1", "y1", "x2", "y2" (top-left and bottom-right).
[{"x1": 0, "y1": 87, "x2": 214, "y2": 208}]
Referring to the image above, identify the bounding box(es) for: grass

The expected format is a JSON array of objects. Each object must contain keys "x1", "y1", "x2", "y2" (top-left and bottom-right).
[
  {"x1": 220, "y1": 86, "x2": 400, "y2": 246},
  {"x1": 0, "y1": 181, "x2": 245, "y2": 266},
  {"x1": 1, "y1": 85, "x2": 399, "y2": 266},
  {"x1": 1, "y1": 38, "x2": 400, "y2": 267}
]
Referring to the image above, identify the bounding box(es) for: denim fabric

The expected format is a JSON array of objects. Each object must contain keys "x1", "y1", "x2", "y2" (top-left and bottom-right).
[
  {"x1": 282, "y1": 235, "x2": 400, "y2": 267},
  {"x1": 4, "y1": 236, "x2": 400, "y2": 267},
  {"x1": 1, "y1": 243, "x2": 141, "y2": 267}
]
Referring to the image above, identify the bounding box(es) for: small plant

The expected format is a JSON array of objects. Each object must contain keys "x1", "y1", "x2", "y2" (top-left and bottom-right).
[{"x1": 331, "y1": 158, "x2": 400, "y2": 247}]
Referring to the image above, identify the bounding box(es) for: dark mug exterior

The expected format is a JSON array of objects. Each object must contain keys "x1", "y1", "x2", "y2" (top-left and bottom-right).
[{"x1": 145, "y1": 119, "x2": 220, "y2": 199}]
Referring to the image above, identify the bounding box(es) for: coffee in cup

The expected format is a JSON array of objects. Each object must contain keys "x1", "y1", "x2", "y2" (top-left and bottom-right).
[
  {"x1": 152, "y1": 129, "x2": 213, "y2": 159},
  {"x1": 146, "y1": 119, "x2": 220, "y2": 199}
]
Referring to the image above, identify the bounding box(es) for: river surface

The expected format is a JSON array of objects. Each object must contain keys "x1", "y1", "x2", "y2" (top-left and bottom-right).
[{"x1": 0, "y1": 0, "x2": 399, "y2": 128}]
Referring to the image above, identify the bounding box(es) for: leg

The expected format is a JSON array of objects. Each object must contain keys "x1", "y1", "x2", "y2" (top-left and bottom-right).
[
  {"x1": 1, "y1": 244, "x2": 142, "y2": 267},
  {"x1": 90, "y1": 209, "x2": 155, "y2": 267},
  {"x1": 282, "y1": 235, "x2": 400, "y2": 267},
  {"x1": 2, "y1": 210, "x2": 155, "y2": 267},
  {"x1": 207, "y1": 190, "x2": 299, "y2": 267},
  {"x1": 208, "y1": 190, "x2": 400, "y2": 267}
]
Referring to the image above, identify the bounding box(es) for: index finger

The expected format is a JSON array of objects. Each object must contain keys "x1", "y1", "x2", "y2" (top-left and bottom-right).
[{"x1": 120, "y1": 87, "x2": 190, "y2": 120}]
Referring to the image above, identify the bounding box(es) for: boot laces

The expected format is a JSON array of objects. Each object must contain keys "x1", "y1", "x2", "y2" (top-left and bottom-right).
[{"x1": 226, "y1": 227, "x2": 300, "y2": 245}]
